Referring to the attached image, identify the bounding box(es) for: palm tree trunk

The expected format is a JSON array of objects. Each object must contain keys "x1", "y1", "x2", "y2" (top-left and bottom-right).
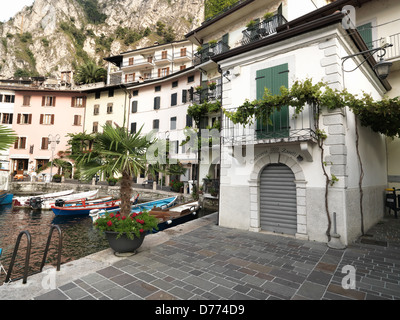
[{"x1": 120, "y1": 171, "x2": 133, "y2": 217}]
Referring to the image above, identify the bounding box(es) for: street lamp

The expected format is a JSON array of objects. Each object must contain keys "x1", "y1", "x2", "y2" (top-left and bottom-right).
[
  {"x1": 48, "y1": 134, "x2": 60, "y2": 181},
  {"x1": 342, "y1": 43, "x2": 393, "y2": 80}
]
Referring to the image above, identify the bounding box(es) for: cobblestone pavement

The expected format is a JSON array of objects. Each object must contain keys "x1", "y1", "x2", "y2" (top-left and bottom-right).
[{"x1": 31, "y1": 213, "x2": 400, "y2": 301}]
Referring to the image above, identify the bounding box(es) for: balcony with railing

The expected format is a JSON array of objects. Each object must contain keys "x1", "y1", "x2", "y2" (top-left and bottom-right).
[
  {"x1": 368, "y1": 33, "x2": 400, "y2": 61},
  {"x1": 121, "y1": 56, "x2": 154, "y2": 70},
  {"x1": 173, "y1": 50, "x2": 193, "y2": 63},
  {"x1": 193, "y1": 84, "x2": 222, "y2": 104},
  {"x1": 222, "y1": 104, "x2": 317, "y2": 146},
  {"x1": 241, "y1": 14, "x2": 288, "y2": 46},
  {"x1": 194, "y1": 41, "x2": 230, "y2": 66},
  {"x1": 153, "y1": 52, "x2": 173, "y2": 65}
]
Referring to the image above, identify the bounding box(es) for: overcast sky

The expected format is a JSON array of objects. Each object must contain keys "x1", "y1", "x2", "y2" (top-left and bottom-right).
[{"x1": 1, "y1": 0, "x2": 35, "y2": 22}]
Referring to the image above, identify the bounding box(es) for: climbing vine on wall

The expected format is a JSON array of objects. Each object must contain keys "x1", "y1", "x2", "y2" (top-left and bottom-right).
[
  {"x1": 224, "y1": 79, "x2": 400, "y2": 137},
  {"x1": 224, "y1": 78, "x2": 400, "y2": 239}
]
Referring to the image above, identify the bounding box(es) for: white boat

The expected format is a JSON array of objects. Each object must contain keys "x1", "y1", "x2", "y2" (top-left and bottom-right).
[
  {"x1": 38, "y1": 189, "x2": 100, "y2": 210},
  {"x1": 12, "y1": 189, "x2": 75, "y2": 208}
]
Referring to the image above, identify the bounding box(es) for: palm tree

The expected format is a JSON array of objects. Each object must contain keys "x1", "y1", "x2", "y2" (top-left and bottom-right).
[
  {"x1": 0, "y1": 125, "x2": 17, "y2": 151},
  {"x1": 76, "y1": 124, "x2": 153, "y2": 217},
  {"x1": 74, "y1": 61, "x2": 107, "y2": 85}
]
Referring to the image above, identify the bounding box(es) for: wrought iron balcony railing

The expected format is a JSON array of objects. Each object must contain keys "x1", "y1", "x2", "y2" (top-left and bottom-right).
[
  {"x1": 194, "y1": 41, "x2": 230, "y2": 65},
  {"x1": 193, "y1": 84, "x2": 222, "y2": 104},
  {"x1": 222, "y1": 104, "x2": 317, "y2": 146},
  {"x1": 241, "y1": 14, "x2": 288, "y2": 46}
]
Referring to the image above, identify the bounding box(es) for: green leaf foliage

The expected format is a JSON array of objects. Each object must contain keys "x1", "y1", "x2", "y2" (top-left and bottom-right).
[{"x1": 224, "y1": 79, "x2": 400, "y2": 138}]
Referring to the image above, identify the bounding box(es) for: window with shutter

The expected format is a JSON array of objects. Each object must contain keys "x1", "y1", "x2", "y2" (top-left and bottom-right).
[
  {"x1": 42, "y1": 96, "x2": 56, "y2": 106},
  {"x1": 23, "y1": 96, "x2": 31, "y2": 106},
  {"x1": 180, "y1": 48, "x2": 186, "y2": 57},
  {"x1": 186, "y1": 114, "x2": 193, "y2": 127},
  {"x1": 256, "y1": 63, "x2": 289, "y2": 139},
  {"x1": 154, "y1": 96, "x2": 161, "y2": 109},
  {"x1": 170, "y1": 117, "x2": 177, "y2": 130},
  {"x1": 130, "y1": 122, "x2": 137, "y2": 134},
  {"x1": 357, "y1": 22, "x2": 373, "y2": 49},
  {"x1": 107, "y1": 103, "x2": 113, "y2": 114},
  {"x1": 153, "y1": 119, "x2": 159, "y2": 130},
  {"x1": 131, "y1": 101, "x2": 138, "y2": 113},
  {"x1": 171, "y1": 93, "x2": 177, "y2": 106},
  {"x1": 41, "y1": 137, "x2": 49, "y2": 150},
  {"x1": 182, "y1": 90, "x2": 187, "y2": 103},
  {"x1": 20, "y1": 137, "x2": 26, "y2": 149},
  {"x1": 74, "y1": 115, "x2": 81, "y2": 126}
]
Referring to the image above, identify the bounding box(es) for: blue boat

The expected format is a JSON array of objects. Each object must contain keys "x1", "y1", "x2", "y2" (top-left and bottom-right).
[
  {"x1": 90, "y1": 196, "x2": 177, "y2": 223},
  {"x1": 0, "y1": 192, "x2": 13, "y2": 205}
]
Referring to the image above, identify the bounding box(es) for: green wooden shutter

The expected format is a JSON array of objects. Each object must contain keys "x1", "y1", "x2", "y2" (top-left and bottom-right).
[
  {"x1": 222, "y1": 33, "x2": 229, "y2": 53},
  {"x1": 357, "y1": 22, "x2": 373, "y2": 49},
  {"x1": 256, "y1": 63, "x2": 289, "y2": 139}
]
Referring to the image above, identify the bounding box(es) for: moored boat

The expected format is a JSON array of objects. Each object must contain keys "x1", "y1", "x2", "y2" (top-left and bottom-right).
[
  {"x1": 12, "y1": 189, "x2": 75, "y2": 208},
  {"x1": 148, "y1": 200, "x2": 200, "y2": 231},
  {"x1": 0, "y1": 191, "x2": 13, "y2": 205},
  {"x1": 51, "y1": 194, "x2": 140, "y2": 216},
  {"x1": 38, "y1": 189, "x2": 99, "y2": 210},
  {"x1": 90, "y1": 196, "x2": 177, "y2": 223}
]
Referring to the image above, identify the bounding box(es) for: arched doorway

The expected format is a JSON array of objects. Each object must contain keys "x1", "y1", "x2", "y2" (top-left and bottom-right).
[{"x1": 260, "y1": 164, "x2": 297, "y2": 235}]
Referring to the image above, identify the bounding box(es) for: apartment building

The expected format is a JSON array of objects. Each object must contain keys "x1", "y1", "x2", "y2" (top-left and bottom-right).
[
  {"x1": 105, "y1": 40, "x2": 196, "y2": 86},
  {"x1": 82, "y1": 84, "x2": 130, "y2": 134},
  {"x1": 125, "y1": 67, "x2": 201, "y2": 186},
  {"x1": 9, "y1": 88, "x2": 86, "y2": 180},
  {"x1": 103, "y1": 40, "x2": 201, "y2": 186}
]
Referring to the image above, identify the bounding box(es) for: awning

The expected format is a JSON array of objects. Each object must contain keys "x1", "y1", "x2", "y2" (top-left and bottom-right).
[{"x1": 9, "y1": 155, "x2": 29, "y2": 159}]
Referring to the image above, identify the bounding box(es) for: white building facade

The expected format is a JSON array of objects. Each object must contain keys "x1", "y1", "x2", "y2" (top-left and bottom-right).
[{"x1": 214, "y1": 8, "x2": 390, "y2": 244}]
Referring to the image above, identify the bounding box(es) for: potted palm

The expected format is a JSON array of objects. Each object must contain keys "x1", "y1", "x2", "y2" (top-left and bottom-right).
[{"x1": 76, "y1": 123, "x2": 157, "y2": 255}]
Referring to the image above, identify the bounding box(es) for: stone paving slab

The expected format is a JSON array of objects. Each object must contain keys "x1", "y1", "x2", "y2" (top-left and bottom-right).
[{"x1": 2, "y1": 213, "x2": 400, "y2": 300}]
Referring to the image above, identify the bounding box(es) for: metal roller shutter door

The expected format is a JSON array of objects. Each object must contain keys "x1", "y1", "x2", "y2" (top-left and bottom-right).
[{"x1": 260, "y1": 164, "x2": 297, "y2": 235}]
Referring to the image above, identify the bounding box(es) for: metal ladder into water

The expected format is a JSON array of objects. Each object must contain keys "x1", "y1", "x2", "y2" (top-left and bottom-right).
[{"x1": 2, "y1": 225, "x2": 63, "y2": 285}]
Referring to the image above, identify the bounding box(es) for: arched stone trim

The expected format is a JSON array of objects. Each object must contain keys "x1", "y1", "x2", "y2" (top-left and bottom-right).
[{"x1": 248, "y1": 152, "x2": 308, "y2": 240}]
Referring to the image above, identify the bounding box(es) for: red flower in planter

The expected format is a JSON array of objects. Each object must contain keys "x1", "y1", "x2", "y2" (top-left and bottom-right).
[
  {"x1": 140, "y1": 229, "x2": 144, "y2": 233},
  {"x1": 109, "y1": 213, "x2": 114, "y2": 218},
  {"x1": 107, "y1": 221, "x2": 112, "y2": 227}
]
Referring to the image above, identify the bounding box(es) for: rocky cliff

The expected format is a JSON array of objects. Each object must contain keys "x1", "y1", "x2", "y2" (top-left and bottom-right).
[{"x1": 0, "y1": 0, "x2": 205, "y2": 79}]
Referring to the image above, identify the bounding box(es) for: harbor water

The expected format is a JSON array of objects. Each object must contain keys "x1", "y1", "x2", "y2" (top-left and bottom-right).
[{"x1": 0, "y1": 200, "x2": 214, "y2": 285}]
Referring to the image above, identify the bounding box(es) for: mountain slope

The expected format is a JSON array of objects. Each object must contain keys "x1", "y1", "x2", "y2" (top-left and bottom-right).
[{"x1": 0, "y1": 0, "x2": 205, "y2": 79}]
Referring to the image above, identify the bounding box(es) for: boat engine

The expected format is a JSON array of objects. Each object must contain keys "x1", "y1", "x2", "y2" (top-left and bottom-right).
[
  {"x1": 55, "y1": 199, "x2": 65, "y2": 207},
  {"x1": 29, "y1": 197, "x2": 43, "y2": 210}
]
